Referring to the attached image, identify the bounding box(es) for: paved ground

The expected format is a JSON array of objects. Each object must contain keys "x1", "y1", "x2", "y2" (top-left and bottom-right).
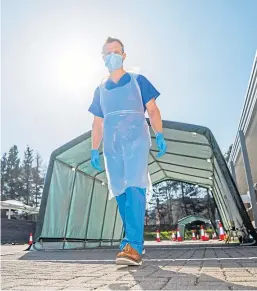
[{"x1": 1, "y1": 244, "x2": 257, "y2": 290}]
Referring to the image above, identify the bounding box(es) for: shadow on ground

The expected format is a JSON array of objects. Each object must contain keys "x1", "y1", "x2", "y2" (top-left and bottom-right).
[{"x1": 16, "y1": 247, "x2": 257, "y2": 290}]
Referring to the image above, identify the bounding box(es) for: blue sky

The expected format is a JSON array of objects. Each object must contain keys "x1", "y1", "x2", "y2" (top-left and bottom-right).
[{"x1": 1, "y1": 0, "x2": 257, "y2": 163}]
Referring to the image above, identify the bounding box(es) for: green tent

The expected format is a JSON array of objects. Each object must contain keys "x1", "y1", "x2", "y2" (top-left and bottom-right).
[
  {"x1": 177, "y1": 215, "x2": 213, "y2": 240},
  {"x1": 34, "y1": 120, "x2": 256, "y2": 250}
]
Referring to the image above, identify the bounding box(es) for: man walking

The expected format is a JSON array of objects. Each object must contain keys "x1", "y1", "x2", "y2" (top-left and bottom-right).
[{"x1": 89, "y1": 37, "x2": 167, "y2": 266}]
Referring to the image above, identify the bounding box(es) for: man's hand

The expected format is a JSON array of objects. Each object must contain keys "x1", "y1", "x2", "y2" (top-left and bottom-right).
[
  {"x1": 91, "y1": 116, "x2": 103, "y2": 171},
  {"x1": 155, "y1": 133, "x2": 167, "y2": 157},
  {"x1": 91, "y1": 149, "x2": 103, "y2": 171}
]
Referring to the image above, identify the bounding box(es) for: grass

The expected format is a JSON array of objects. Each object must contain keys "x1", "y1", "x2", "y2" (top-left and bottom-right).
[
  {"x1": 144, "y1": 231, "x2": 173, "y2": 241},
  {"x1": 144, "y1": 229, "x2": 220, "y2": 241}
]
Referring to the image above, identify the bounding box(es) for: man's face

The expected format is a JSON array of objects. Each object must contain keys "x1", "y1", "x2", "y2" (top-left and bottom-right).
[{"x1": 102, "y1": 41, "x2": 126, "y2": 61}]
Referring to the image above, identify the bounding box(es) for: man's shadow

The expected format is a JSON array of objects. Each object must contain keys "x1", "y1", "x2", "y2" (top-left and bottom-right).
[
  {"x1": 108, "y1": 263, "x2": 257, "y2": 290},
  {"x1": 107, "y1": 250, "x2": 257, "y2": 291}
]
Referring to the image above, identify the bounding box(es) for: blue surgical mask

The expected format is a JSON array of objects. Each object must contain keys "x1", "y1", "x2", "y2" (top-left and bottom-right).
[{"x1": 104, "y1": 53, "x2": 123, "y2": 71}]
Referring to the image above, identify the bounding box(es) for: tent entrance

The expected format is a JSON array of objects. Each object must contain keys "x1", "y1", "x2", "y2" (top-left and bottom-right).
[{"x1": 34, "y1": 120, "x2": 257, "y2": 250}]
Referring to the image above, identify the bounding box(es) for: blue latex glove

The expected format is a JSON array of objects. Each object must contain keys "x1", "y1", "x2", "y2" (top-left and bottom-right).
[
  {"x1": 91, "y1": 149, "x2": 103, "y2": 171},
  {"x1": 155, "y1": 133, "x2": 167, "y2": 158}
]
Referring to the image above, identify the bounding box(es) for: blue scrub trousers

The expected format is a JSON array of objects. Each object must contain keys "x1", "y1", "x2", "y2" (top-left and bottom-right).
[{"x1": 116, "y1": 187, "x2": 146, "y2": 255}]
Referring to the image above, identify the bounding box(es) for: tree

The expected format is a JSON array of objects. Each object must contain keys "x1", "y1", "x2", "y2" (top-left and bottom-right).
[
  {"x1": 21, "y1": 146, "x2": 34, "y2": 206},
  {"x1": 150, "y1": 180, "x2": 182, "y2": 225},
  {"x1": 181, "y1": 182, "x2": 189, "y2": 216},
  {"x1": 31, "y1": 153, "x2": 44, "y2": 207},
  {"x1": 1, "y1": 153, "x2": 8, "y2": 200},
  {"x1": 1, "y1": 145, "x2": 45, "y2": 213},
  {"x1": 148, "y1": 180, "x2": 217, "y2": 226},
  {"x1": 1, "y1": 146, "x2": 22, "y2": 201},
  {"x1": 182, "y1": 183, "x2": 198, "y2": 215}
]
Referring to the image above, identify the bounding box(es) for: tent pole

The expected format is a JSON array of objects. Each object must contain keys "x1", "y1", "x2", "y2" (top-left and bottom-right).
[
  {"x1": 111, "y1": 205, "x2": 119, "y2": 246},
  {"x1": 62, "y1": 169, "x2": 78, "y2": 250},
  {"x1": 99, "y1": 189, "x2": 109, "y2": 247},
  {"x1": 229, "y1": 161, "x2": 237, "y2": 187},
  {"x1": 84, "y1": 178, "x2": 96, "y2": 248},
  {"x1": 150, "y1": 149, "x2": 209, "y2": 161},
  {"x1": 149, "y1": 151, "x2": 167, "y2": 179},
  {"x1": 213, "y1": 181, "x2": 231, "y2": 229},
  {"x1": 239, "y1": 130, "x2": 257, "y2": 227},
  {"x1": 157, "y1": 160, "x2": 213, "y2": 173},
  {"x1": 150, "y1": 136, "x2": 211, "y2": 148},
  {"x1": 56, "y1": 159, "x2": 104, "y2": 184}
]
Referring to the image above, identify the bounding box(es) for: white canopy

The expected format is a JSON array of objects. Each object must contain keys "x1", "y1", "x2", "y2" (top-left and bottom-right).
[{"x1": 1, "y1": 200, "x2": 39, "y2": 214}]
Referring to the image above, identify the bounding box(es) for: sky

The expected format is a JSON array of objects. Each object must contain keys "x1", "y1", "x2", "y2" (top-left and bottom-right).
[{"x1": 1, "y1": 0, "x2": 257, "y2": 164}]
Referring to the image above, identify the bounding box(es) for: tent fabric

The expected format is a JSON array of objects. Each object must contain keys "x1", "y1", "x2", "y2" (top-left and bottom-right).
[
  {"x1": 178, "y1": 215, "x2": 212, "y2": 226},
  {"x1": 34, "y1": 120, "x2": 257, "y2": 250},
  {"x1": 177, "y1": 215, "x2": 213, "y2": 239}
]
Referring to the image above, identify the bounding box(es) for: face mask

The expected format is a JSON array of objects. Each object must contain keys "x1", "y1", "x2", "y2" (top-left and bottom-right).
[{"x1": 104, "y1": 53, "x2": 123, "y2": 71}]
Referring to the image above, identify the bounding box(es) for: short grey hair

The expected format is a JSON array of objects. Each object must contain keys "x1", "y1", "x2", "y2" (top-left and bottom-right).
[{"x1": 103, "y1": 37, "x2": 124, "y2": 53}]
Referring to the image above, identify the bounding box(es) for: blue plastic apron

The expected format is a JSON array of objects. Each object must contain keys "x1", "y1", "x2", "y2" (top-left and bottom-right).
[{"x1": 99, "y1": 73, "x2": 151, "y2": 199}]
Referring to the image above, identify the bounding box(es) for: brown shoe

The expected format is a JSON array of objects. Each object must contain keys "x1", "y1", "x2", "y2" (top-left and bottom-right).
[{"x1": 116, "y1": 244, "x2": 142, "y2": 266}]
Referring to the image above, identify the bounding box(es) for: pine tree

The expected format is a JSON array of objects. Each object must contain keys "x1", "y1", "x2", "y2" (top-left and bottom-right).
[
  {"x1": 183, "y1": 183, "x2": 199, "y2": 215},
  {"x1": 2, "y1": 146, "x2": 22, "y2": 200},
  {"x1": 1, "y1": 145, "x2": 45, "y2": 211},
  {"x1": 1, "y1": 153, "x2": 8, "y2": 200},
  {"x1": 150, "y1": 180, "x2": 181, "y2": 225},
  {"x1": 32, "y1": 153, "x2": 44, "y2": 207},
  {"x1": 21, "y1": 146, "x2": 34, "y2": 206}
]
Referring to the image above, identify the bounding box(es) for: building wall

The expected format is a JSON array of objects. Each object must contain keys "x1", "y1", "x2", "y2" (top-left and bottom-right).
[{"x1": 229, "y1": 51, "x2": 257, "y2": 225}]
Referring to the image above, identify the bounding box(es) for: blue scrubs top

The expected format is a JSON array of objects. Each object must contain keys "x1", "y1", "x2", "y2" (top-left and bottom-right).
[{"x1": 88, "y1": 73, "x2": 160, "y2": 118}]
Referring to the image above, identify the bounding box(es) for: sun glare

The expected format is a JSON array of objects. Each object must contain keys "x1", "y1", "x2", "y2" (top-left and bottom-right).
[{"x1": 51, "y1": 44, "x2": 100, "y2": 93}]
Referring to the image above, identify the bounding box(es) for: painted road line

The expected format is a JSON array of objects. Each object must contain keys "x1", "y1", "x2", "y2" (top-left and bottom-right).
[{"x1": 2, "y1": 256, "x2": 257, "y2": 263}]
